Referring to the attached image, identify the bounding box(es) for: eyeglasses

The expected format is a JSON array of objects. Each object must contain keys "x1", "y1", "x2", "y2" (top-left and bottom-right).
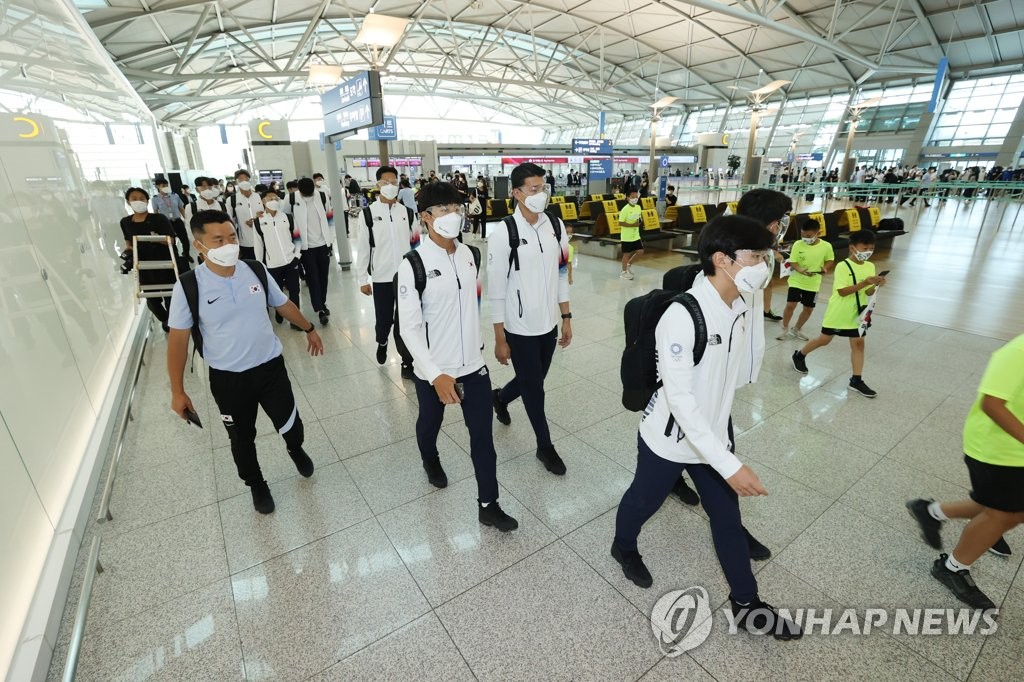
[
  {"x1": 734, "y1": 249, "x2": 771, "y2": 266},
  {"x1": 428, "y1": 204, "x2": 465, "y2": 217},
  {"x1": 518, "y1": 183, "x2": 547, "y2": 195}
]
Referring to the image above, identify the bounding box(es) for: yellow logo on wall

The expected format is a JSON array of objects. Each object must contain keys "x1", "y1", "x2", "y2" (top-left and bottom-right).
[
  {"x1": 13, "y1": 116, "x2": 40, "y2": 138},
  {"x1": 722, "y1": 133, "x2": 730, "y2": 146},
  {"x1": 257, "y1": 121, "x2": 273, "y2": 139}
]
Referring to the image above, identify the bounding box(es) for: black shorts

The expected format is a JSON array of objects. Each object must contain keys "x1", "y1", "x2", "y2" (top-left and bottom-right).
[
  {"x1": 965, "y1": 455, "x2": 1024, "y2": 512},
  {"x1": 821, "y1": 326, "x2": 863, "y2": 338},
  {"x1": 787, "y1": 287, "x2": 817, "y2": 307},
  {"x1": 621, "y1": 240, "x2": 644, "y2": 253}
]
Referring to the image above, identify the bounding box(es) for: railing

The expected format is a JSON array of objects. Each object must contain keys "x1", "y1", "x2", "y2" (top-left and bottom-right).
[{"x1": 61, "y1": 536, "x2": 103, "y2": 682}]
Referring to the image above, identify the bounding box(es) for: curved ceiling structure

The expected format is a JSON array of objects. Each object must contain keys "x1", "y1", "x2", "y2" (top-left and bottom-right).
[{"x1": 78, "y1": 0, "x2": 1024, "y2": 126}]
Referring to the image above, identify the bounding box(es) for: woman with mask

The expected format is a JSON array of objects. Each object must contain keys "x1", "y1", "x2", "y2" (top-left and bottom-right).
[{"x1": 120, "y1": 187, "x2": 180, "y2": 332}]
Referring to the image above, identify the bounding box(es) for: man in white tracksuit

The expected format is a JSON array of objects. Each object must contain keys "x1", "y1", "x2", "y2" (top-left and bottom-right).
[
  {"x1": 612, "y1": 215, "x2": 802, "y2": 641},
  {"x1": 397, "y1": 182, "x2": 518, "y2": 532},
  {"x1": 489, "y1": 162, "x2": 573, "y2": 475},
  {"x1": 255, "y1": 190, "x2": 302, "y2": 328},
  {"x1": 356, "y1": 164, "x2": 419, "y2": 377},
  {"x1": 292, "y1": 177, "x2": 334, "y2": 326}
]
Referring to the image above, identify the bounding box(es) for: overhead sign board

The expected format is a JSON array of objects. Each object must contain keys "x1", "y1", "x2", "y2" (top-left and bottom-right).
[
  {"x1": 321, "y1": 71, "x2": 384, "y2": 138},
  {"x1": 588, "y1": 158, "x2": 612, "y2": 180},
  {"x1": 368, "y1": 115, "x2": 398, "y2": 141},
  {"x1": 572, "y1": 138, "x2": 613, "y2": 155}
]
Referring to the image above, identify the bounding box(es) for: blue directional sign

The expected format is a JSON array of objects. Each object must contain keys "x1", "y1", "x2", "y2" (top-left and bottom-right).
[
  {"x1": 660, "y1": 155, "x2": 670, "y2": 169},
  {"x1": 368, "y1": 116, "x2": 398, "y2": 141},
  {"x1": 587, "y1": 158, "x2": 612, "y2": 180},
  {"x1": 573, "y1": 138, "x2": 613, "y2": 155},
  {"x1": 321, "y1": 71, "x2": 384, "y2": 137}
]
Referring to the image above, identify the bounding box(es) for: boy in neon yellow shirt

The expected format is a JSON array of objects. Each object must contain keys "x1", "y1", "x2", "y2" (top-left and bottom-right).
[
  {"x1": 906, "y1": 333, "x2": 1024, "y2": 611},
  {"x1": 778, "y1": 218, "x2": 834, "y2": 341},
  {"x1": 618, "y1": 189, "x2": 643, "y2": 280},
  {"x1": 791, "y1": 230, "x2": 886, "y2": 397}
]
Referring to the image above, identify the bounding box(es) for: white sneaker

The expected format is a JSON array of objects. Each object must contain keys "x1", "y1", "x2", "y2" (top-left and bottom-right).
[
  {"x1": 794, "y1": 328, "x2": 809, "y2": 341},
  {"x1": 775, "y1": 328, "x2": 791, "y2": 341},
  {"x1": 620, "y1": 271, "x2": 634, "y2": 280}
]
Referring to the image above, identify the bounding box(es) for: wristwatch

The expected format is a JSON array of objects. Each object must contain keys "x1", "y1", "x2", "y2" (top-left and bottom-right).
[
  {"x1": 561, "y1": 313, "x2": 573, "y2": 320},
  {"x1": 304, "y1": 324, "x2": 316, "y2": 333}
]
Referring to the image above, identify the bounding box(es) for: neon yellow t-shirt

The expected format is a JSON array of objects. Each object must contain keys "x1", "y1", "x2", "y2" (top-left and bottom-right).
[
  {"x1": 568, "y1": 242, "x2": 575, "y2": 263},
  {"x1": 821, "y1": 258, "x2": 875, "y2": 329},
  {"x1": 787, "y1": 239, "x2": 835, "y2": 292},
  {"x1": 618, "y1": 204, "x2": 642, "y2": 243},
  {"x1": 964, "y1": 334, "x2": 1024, "y2": 466}
]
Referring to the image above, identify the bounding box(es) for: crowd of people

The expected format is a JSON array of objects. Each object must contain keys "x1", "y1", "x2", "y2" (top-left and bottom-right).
[{"x1": 115, "y1": 159, "x2": 1022, "y2": 639}]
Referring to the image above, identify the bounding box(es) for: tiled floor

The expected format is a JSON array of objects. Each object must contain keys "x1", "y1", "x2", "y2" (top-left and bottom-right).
[{"x1": 49, "y1": 211, "x2": 1022, "y2": 681}]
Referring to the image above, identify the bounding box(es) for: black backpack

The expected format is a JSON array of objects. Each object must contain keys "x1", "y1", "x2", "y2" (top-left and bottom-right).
[
  {"x1": 661, "y1": 263, "x2": 702, "y2": 292},
  {"x1": 501, "y1": 209, "x2": 566, "y2": 275},
  {"x1": 289, "y1": 191, "x2": 329, "y2": 212},
  {"x1": 392, "y1": 245, "x2": 481, "y2": 366},
  {"x1": 179, "y1": 259, "x2": 270, "y2": 358},
  {"x1": 363, "y1": 204, "x2": 416, "y2": 274},
  {"x1": 620, "y1": 290, "x2": 707, "y2": 412}
]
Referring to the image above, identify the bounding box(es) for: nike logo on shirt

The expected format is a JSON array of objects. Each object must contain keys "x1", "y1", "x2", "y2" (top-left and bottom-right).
[{"x1": 207, "y1": 297, "x2": 221, "y2": 304}]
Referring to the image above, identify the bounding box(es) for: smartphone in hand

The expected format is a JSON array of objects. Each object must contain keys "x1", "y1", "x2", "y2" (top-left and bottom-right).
[
  {"x1": 878, "y1": 270, "x2": 891, "y2": 277},
  {"x1": 183, "y1": 407, "x2": 203, "y2": 428}
]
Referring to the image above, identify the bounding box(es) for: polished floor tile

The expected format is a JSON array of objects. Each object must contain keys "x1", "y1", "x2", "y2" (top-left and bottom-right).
[
  {"x1": 232, "y1": 519, "x2": 430, "y2": 681},
  {"x1": 435, "y1": 541, "x2": 662, "y2": 681},
  {"x1": 319, "y1": 396, "x2": 419, "y2": 461},
  {"x1": 444, "y1": 402, "x2": 571, "y2": 465},
  {"x1": 73, "y1": 579, "x2": 244, "y2": 681},
  {"x1": 218, "y1": 461, "x2": 372, "y2": 573},
  {"x1": 376, "y1": 478, "x2": 555, "y2": 606},
  {"x1": 106, "y1": 450, "x2": 218, "y2": 534}
]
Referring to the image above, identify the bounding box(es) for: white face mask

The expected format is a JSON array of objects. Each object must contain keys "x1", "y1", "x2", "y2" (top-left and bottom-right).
[
  {"x1": 628, "y1": 198, "x2": 639, "y2": 205},
  {"x1": 315, "y1": 180, "x2": 324, "y2": 187},
  {"x1": 200, "y1": 188, "x2": 218, "y2": 200},
  {"x1": 802, "y1": 237, "x2": 817, "y2": 245},
  {"x1": 265, "y1": 201, "x2": 280, "y2": 212},
  {"x1": 431, "y1": 212, "x2": 463, "y2": 239},
  {"x1": 853, "y1": 249, "x2": 873, "y2": 262},
  {"x1": 237, "y1": 180, "x2": 252, "y2": 191},
  {"x1": 728, "y1": 259, "x2": 771, "y2": 294},
  {"x1": 522, "y1": 190, "x2": 548, "y2": 213},
  {"x1": 379, "y1": 183, "x2": 399, "y2": 200},
  {"x1": 158, "y1": 186, "x2": 170, "y2": 194},
  {"x1": 129, "y1": 200, "x2": 148, "y2": 214},
  {"x1": 201, "y1": 243, "x2": 240, "y2": 267}
]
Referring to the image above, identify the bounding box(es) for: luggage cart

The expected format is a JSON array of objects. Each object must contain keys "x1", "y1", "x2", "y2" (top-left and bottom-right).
[{"x1": 132, "y1": 234, "x2": 180, "y2": 300}]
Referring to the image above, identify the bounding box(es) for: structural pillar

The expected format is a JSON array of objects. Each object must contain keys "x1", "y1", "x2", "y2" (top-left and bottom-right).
[{"x1": 324, "y1": 141, "x2": 352, "y2": 270}]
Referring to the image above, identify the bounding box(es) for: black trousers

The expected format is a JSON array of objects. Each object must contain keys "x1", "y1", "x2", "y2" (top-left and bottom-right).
[
  {"x1": 170, "y1": 219, "x2": 189, "y2": 258},
  {"x1": 372, "y1": 281, "x2": 397, "y2": 345},
  {"x1": 414, "y1": 367, "x2": 499, "y2": 503},
  {"x1": 498, "y1": 327, "x2": 558, "y2": 449},
  {"x1": 146, "y1": 297, "x2": 171, "y2": 324},
  {"x1": 300, "y1": 245, "x2": 331, "y2": 313},
  {"x1": 209, "y1": 355, "x2": 304, "y2": 486},
  {"x1": 615, "y1": 434, "x2": 758, "y2": 603},
  {"x1": 268, "y1": 259, "x2": 301, "y2": 307}
]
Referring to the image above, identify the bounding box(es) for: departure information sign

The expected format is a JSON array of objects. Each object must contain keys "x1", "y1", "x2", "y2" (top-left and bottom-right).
[
  {"x1": 572, "y1": 138, "x2": 613, "y2": 155},
  {"x1": 321, "y1": 71, "x2": 384, "y2": 137}
]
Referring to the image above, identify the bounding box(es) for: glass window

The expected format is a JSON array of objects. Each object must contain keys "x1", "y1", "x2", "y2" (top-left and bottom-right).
[{"x1": 986, "y1": 123, "x2": 1011, "y2": 139}]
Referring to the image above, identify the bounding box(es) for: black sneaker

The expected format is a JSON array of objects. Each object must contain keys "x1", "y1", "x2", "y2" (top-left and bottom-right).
[
  {"x1": 250, "y1": 481, "x2": 275, "y2": 514},
  {"x1": 422, "y1": 456, "x2": 448, "y2": 488},
  {"x1": 400, "y1": 364, "x2": 414, "y2": 380},
  {"x1": 318, "y1": 310, "x2": 329, "y2": 327},
  {"x1": 931, "y1": 554, "x2": 997, "y2": 610},
  {"x1": 673, "y1": 476, "x2": 701, "y2": 506},
  {"x1": 745, "y1": 528, "x2": 772, "y2": 561},
  {"x1": 611, "y1": 543, "x2": 653, "y2": 588},
  {"x1": 323, "y1": 307, "x2": 331, "y2": 316},
  {"x1": 849, "y1": 377, "x2": 877, "y2": 398},
  {"x1": 375, "y1": 342, "x2": 388, "y2": 365},
  {"x1": 764, "y1": 311, "x2": 783, "y2": 321},
  {"x1": 791, "y1": 350, "x2": 808, "y2": 374},
  {"x1": 905, "y1": 498, "x2": 942, "y2": 550},
  {"x1": 288, "y1": 448, "x2": 314, "y2": 478},
  {"x1": 492, "y1": 389, "x2": 511, "y2": 426},
  {"x1": 479, "y1": 501, "x2": 518, "y2": 532},
  {"x1": 988, "y1": 536, "x2": 1012, "y2": 558},
  {"x1": 275, "y1": 312, "x2": 283, "y2": 324},
  {"x1": 536, "y1": 445, "x2": 567, "y2": 475},
  {"x1": 730, "y1": 597, "x2": 803, "y2": 640}
]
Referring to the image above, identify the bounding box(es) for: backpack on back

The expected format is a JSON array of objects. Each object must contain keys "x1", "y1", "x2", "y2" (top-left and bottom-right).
[
  {"x1": 501, "y1": 209, "x2": 566, "y2": 275},
  {"x1": 179, "y1": 259, "x2": 270, "y2": 358},
  {"x1": 661, "y1": 263, "x2": 703, "y2": 293},
  {"x1": 620, "y1": 289, "x2": 707, "y2": 412}
]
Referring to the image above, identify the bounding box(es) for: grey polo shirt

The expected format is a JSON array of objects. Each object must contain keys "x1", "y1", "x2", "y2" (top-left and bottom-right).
[{"x1": 168, "y1": 262, "x2": 288, "y2": 372}]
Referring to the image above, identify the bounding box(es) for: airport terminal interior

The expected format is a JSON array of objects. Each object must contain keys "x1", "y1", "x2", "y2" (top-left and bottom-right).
[{"x1": 2, "y1": 1, "x2": 1024, "y2": 681}]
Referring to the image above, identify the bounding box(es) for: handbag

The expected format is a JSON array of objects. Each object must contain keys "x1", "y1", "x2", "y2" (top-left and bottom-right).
[{"x1": 468, "y1": 198, "x2": 482, "y2": 216}]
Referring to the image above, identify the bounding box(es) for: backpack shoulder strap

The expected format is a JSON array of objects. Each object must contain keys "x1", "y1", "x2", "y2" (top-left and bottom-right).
[
  {"x1": 242, "y1": 259, "x2": 271, "y2": 307},
  {"x1": 404, "y1": 250, "x2": 427, "y2": 299},
  {"x1": 363, "y1": 207, "x2": 375, "y2": 248},
  {"x1": 230, "y1": 193, "x2": 237, "y2": 210},
  {"x1": 843, "y1": 259, "x2": 862, "y2": 309},
  {"x1": 319, "y1": 191, "x2": 328, "y2": 211},
  {"x1": 503, "y1": 215, "x2": 520, "y2": 274},
  {"x1": 406, "y1": 206, "x2": 415, "y2": 227},
  {"x1": 178, "y1": 269, "x2": 203, "y2": 357},
  {"x1": 467, "y1": 244, "x2": 481, "y2": 271},
  {"x1": 676, "y1": 292, "x2": 708, "y2": 365},
  {"x1": 289, "y1": 192, "x2": 296, "y2": 208},
  {"x1": 545, "y1": 209, "x2": 563, "y2": 243}
]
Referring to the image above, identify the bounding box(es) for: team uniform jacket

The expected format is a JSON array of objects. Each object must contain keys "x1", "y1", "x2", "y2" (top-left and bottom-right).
[
  {"x1": 355, "y1": 200, "x2": 421, "y2": 285},
  {"x1": 640, "y1": 276, "x2": 751, "y2": 479},
  {"x1": 397, "y1": 237, "x2": 484, "y2": 384},
  {"x1": 486, "y1": 206, "x2": 570, "y2": 336},
  {"x1": 254, "y1": 210, "x2": 301, "y2": 269},
  {"x1": 228, "y1": 191, "x2": 264, "y2": 248}
]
